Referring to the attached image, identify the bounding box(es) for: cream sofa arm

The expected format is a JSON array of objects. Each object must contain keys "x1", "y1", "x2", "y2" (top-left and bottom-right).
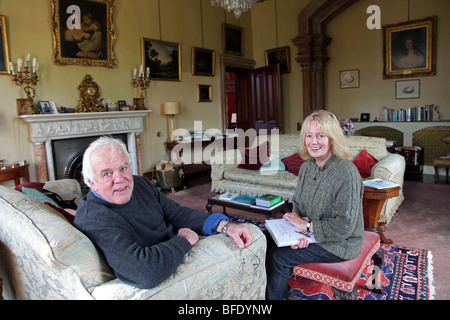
[
  {"x1": 371, "y1": 153, "x2": 406, "y2": 187},
  {"x1": 210, "y1": 149, "x2": 241, "y2": 182},
  {"x1": 91, "y1": 223, "x2": 266, "y2": 300}
]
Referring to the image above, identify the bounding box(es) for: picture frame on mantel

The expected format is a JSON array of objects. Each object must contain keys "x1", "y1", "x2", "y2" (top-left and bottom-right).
[
  {"x1": 382, "y1": 16, "x2": 436, "y2": 79},
  {"x1": 51, "y1": 0, "x2": 117, "y2": 68},
  {"x1": 223, "y1": 24, "x2": 244, "y2": 56},
  {"x1": 0, "y1": 15, "x2": 11, "y2": 75}
]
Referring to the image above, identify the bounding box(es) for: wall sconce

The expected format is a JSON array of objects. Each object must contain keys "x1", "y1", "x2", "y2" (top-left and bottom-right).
[{"x1": 163, "y1": 102, "x2": 181, "y2": 141}]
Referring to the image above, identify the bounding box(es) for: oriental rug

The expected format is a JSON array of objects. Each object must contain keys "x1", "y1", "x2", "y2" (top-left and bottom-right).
[{"x1": 229, "y1": 215, "x2": 435, "y2": 301}]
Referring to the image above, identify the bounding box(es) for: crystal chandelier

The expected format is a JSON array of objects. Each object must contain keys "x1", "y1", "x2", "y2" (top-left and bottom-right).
[{"x1": 211, "y1": 0, "x2": 261, "y2": 19}]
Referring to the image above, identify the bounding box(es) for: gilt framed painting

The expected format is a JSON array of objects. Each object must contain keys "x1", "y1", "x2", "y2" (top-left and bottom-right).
[
  {"x1": 51, "y1": 0, "x2": 116, "y2": 68},
  {"x1": 141, "y1": 38, "x2": 181, "y2": 81},
  {"x1": 383, "y1": 16, "x2": 436, "y2": 79}
]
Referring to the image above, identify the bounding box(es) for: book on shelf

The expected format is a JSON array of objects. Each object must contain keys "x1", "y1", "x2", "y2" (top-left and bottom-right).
[
  {"x1": 363, "y1": 178, "x2": 399, "y2": 190},
  {"x1": 265, "y1": 219, "x2": 318, "y2": 247},
  {"x1": 255, "y1": 194, "x2": 282, "y2": 207}
]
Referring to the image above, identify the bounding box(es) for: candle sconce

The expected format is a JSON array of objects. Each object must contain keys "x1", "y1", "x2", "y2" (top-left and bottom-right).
[
  {"x1": 131, "y1": 65, "x2": 150, "y2": 110},
  {"x1": 10, "y1": 54, "x2": 39, "y2": 115}
]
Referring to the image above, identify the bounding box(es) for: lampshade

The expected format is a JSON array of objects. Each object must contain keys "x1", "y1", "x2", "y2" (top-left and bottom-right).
[{"x1": 163, "y1": 102, "x2": 181, "y2": 116}]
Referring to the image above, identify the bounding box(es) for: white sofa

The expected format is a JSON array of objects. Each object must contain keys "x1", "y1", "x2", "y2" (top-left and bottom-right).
[
  {"x1": 0, "y1": 179, "x2": 266, "y2": 300},
  {"x1": 210, "y1": 134, "x2": 405, "y2": 225}
]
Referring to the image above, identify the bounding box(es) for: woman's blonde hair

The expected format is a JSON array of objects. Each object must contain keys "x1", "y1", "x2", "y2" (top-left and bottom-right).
[{"x1": 299, "y1": 110, "x2": 351, "y2": 161}]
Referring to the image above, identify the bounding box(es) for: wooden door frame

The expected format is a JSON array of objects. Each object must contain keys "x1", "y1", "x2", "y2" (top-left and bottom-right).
[
  {"x1": 291, "y1": 0, "x2": 360, "y2": 119},
  {"x1": 219, "y1": 54, "x2": 256, "y2": 131}
]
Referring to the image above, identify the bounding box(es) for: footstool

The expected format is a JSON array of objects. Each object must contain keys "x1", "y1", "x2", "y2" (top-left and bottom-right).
[{"x1": 291, "y1": 231, "x2": 384, "y2": 300}]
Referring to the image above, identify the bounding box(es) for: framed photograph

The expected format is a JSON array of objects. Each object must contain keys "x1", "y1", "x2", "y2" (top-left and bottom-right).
[
  {"x1": 117, "y1": 100, "x2": 126, "y2": 109},
  {"x1": 360, "y1": 113, "x2": 370, "y2": 122},
  {"x1": 223, "y1": 24, "x2": 244, "y2": 56},
  {"x1": 133, "y1": 98, "x2": 145, "y2": 110},
  {"x1": 265, "y1": 46, "x2": 291, "y2": 74},
  {"x1": 39, "y1": 101, "x2": 53, "y2": 114},
  {"x1": 17, "y1": 99, "x2": 30, "y2": 116},
  {"x1": 192, "y1": 47, "x2": 215, "y2": 76},
  {"x1": 141, "y1": 38, "x2": 181, "y2": 81},
  {"x1": 197, "y1": 84, "x2": 212, "y2": 102},
  {"x1": 396, "y1": 79, "x2": 420, "y2": 99},
  {"x1": 51, "y1": 0, "x2": 116, "y2": 68},
  {"x1": 0, "y1": 15, "x2": 11, "y2": 75},
  {"x1": 49, "y1": 101, "x2": 59, "y2": 113},
  {"x1": 383, "y1": 16, "x2": 436, "y2": 79},
  {"x1": 340, "y1": 69, "x2": 360, "y2": 89}
]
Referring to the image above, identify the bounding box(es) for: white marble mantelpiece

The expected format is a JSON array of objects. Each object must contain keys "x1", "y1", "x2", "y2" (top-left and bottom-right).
[{"x1": 20, "y1": 110, "x2": 151, "y2": 181}]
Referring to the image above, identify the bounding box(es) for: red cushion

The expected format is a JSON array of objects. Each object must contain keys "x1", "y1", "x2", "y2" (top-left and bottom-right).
[
  {"x1": 238, "y1": 141, "x2": 269, "y2": 170},
  {"x1": 45, "y1": 202, "x2": 75, "y2": 224},
  {"x1": 292, "y1": 231, "x2": 380, "y2": 292},
  {"x1": 281, "y1": 152, "x2": 305, "y2": 176},
  {"x1": 353, "y1": 149, "x2": 378, "y2": 178},
  {"x1": 15, "y1": 182, "x2": 45, "y2": 192}
]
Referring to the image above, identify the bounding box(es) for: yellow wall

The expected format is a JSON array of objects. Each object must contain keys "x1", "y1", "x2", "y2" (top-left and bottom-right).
[
  {"x1": 326, "y1": 0, "x2": 450, "y2": 120},
  {"x1": 0, "y1": 0, "x2": 449, "y2": 184}
]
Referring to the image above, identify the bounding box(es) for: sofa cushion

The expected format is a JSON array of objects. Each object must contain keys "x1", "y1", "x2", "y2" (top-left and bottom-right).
[
  {"x1": 353, "y1": 149, "x2": 378, "y2": 178},
  {"x1": 281, "y1": 152, "x2": 305, "y2": 176},
  {"x1": 0, "y1": 185, "x2": 114, "y2": 293},
  {"x1": 21, "y1": 186, "x2": 61, "y2": 207},
  {"x1": 346, "y1": 136, "x2": 389, "y2": 161},
  {"x1": 259, "y1": 157, "x2": 285, "y2": 173},
  {"x1": 238, "y1": 141, "x2": 269, "y2": 170},
  {"x1": 15, "y1": 181, "x2": 45, "y2": 192},
  {"x1": 224, "y1": 167, "x2": 298, "y2": 189}
]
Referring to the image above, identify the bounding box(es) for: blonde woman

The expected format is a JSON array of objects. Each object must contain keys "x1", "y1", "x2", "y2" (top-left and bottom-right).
[{"x1": 265, "y1": 110, "x2": 364, "y2": 300}]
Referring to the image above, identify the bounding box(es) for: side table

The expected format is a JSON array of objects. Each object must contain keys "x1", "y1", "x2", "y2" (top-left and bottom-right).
[
  {"x1": 0, "y1": 163, "x2": 30, "y2": 186},
  {"x1": 363, "y1": 186, "x2": 400, "y2": 244}
]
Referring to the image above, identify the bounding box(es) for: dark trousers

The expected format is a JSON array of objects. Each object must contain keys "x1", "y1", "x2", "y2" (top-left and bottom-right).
[{"x1": 264, "y1": 230, "x2": 344, "y2": 300}]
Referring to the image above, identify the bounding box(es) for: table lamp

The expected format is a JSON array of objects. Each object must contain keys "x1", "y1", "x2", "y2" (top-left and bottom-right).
[{"x1": 163, "y1": 102, "x2": 181, "y2": 141}]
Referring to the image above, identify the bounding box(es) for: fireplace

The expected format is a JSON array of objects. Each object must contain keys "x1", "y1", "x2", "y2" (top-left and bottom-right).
[
  {"x1": 51, "y1": 134, "x2": 128, "y2": 190},
  {"x1": 20, "y1": 110, "x2": 151, "y2": 182}
]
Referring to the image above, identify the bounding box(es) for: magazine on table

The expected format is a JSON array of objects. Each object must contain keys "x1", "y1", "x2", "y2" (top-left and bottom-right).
[
  {"x1": 265, "y1": 219, "x2": 318, "y2": 247},
  {"x1": 363, "y1": 178, "x2": 399, "y2": 190}
]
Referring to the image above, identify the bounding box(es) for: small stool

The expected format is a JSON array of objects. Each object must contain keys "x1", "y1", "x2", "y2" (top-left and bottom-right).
[{"x1": 291, "y1": 231, "x2": 384, "y2": 300}]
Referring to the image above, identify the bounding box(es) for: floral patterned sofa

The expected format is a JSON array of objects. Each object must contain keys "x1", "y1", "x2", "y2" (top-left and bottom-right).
[
  {"x1": 0, "y1": 179, "x2": 266, "y2": 300},
  {"x1": 210, "y1": 134, "x2": 405, "y2": 225}
]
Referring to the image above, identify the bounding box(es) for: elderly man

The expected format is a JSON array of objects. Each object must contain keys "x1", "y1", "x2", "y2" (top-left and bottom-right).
[{"x1": 74, "y1": 136, "x2": 253, "y2": 289}]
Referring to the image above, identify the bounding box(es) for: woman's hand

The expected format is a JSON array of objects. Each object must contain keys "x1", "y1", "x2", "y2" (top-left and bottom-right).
[
  {"x1": 283, "y1": 212, "x2": 307, "y2": 230},
  {"x1": 283, "y1": 212, "x2": 311, "y2": 249}
]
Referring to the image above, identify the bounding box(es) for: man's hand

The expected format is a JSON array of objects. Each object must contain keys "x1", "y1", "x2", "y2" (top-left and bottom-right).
[
  {"x1": 217, "y1": 221, "x2": 253, "y2": 249},
  {"x1": 177, "y1": 228, "x2": 199, "y2": 246}
]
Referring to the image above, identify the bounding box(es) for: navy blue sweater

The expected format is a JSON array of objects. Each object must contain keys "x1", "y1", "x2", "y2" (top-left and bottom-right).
[{"x1": 74, "y1": 176, "x2": 226, "y2": 288}]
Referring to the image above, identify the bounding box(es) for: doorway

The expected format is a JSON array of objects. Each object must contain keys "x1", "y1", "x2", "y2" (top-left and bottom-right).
[{"x1": 220, "y1": 55, "x2": 281, "y2": 134}]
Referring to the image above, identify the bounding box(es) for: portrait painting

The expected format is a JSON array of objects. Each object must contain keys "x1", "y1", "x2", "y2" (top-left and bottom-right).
[
  {"x1": 51, "y1": 0, "x2": 116, "y2": 68},
  {"x1": 383, "y1": 16, "x2": 436, "y2": 79},
  {"x1": 141, "y1": 38, "x2": 181, "y2": 81}
]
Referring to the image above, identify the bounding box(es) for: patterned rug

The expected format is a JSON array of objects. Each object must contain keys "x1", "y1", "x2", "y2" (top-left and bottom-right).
[{"x1": 229, "y1": 215, "x2": 435, "y2": 300}]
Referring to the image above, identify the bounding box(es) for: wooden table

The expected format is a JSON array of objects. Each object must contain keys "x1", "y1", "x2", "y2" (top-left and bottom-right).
[
  {"x1": 363, "y1": 186, "x2": 400, "y2": 244},
  {"x1": 206, "y1": 195, "x2": 288, "y2": 219},
  {"x1": 0, "y1": 163, "x2": 30, "y2": 186}
]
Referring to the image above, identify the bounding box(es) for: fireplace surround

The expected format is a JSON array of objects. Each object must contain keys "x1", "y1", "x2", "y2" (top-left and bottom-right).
[{"x1": 20, "y1": 110, "x2": 151, "y2": 182}]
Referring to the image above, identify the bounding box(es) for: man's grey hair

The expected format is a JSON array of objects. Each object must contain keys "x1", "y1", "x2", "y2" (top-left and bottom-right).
[{"x1": 82, "y1": 136, "x2": 131, "y2": 188}]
